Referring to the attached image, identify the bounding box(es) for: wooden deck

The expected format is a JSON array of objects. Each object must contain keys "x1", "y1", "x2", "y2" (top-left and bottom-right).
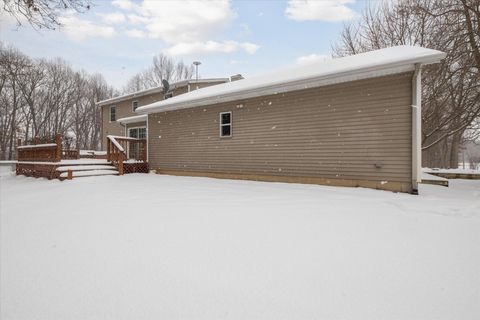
[
  {"x1": 421, "y1": 172, "x2": 449, "y2": 187},
  {"x1": 16, "y1": 134, "x2": 149, "y2": 180}
]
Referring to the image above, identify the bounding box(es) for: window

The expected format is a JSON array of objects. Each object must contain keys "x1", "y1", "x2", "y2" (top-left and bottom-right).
[
  {"x1": 219, "y1": 111, "x2": 232, "y2": 137},
  {"x1": 128, "y1": 127, "x2": 146, "y2": 139},
  {"x1": 138, "y1": 127, "x2": 146, "y2": 139},
  {"x1": 132, "y1": 101, "x2": 139, "y2": 112},
  {"x1": 110, "y1": 106, "x2": 116, "y2": 122}
]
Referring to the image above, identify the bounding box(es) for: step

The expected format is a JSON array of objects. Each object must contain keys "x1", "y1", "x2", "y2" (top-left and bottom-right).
[
  {"x1": 56, "y1": 165, "x2": 116, "y2": 172},
  {"x1": 59, "y1": 159, "x2": 109, "y2": 165},
  {"x1": 59, "y1": 169, "x2": 119, "y2": 178}
]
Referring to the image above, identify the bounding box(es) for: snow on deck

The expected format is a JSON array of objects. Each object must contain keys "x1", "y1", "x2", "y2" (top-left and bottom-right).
[
  {"x1": 56, "y1": 165, "x2": 116, "y2": 172},
  {"x1": 424, "y1": 167, "x2": 480, "y2": 175},
  {"x1": 17, "y1": 143, "x2": 57, "y2": 149},
  {"x1": 58, "y1": 169, "x2": 118, "y2": 178},
  {"x1": 421, "y1": 171, "x2": 448, "y2": 182},
  {"x1": 17, "y1": 159, "x2": 109, "y2": 165},
  {"x1": 1, "y1": 174, "x2": 479, "y2": 319}
]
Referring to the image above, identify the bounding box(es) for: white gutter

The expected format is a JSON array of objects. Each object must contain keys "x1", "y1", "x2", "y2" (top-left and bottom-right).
[
  {"x1": 411, "y1": 63, "x2": 422, "y2": 193},
  {"x1": 117, "y1": 114, "x2": 147, "y2": 125}
]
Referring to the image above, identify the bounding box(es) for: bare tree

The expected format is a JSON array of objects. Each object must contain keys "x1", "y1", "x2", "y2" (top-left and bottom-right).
[
  {"x1": 2, "y1": 0, "x2": 91, "y2": 30},
  {"x1": 123, "y1": 53, "x2": 194, "y2": 93},
  {"x1": 0, "y1": 43, "x2": 114, "y2": 159},
  {"x1": 0, "y1": 44, "x2": 30, "y2": 159},
  {"x1": 334, "y1": 0, "x2": 480, "y2": 168}
]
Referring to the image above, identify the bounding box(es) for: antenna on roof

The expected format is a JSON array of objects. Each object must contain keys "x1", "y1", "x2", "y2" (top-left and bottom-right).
[{"x1": 193, "y1": 61, "x2": 201, "y2": 81}]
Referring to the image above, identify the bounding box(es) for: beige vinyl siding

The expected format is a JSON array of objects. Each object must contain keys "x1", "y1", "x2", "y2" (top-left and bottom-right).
[
  {"x1": 148, "y1": 73, "x2": 413, "y2": 190},
  {"x1": 102, "y1": 92, "x2": 163, "y2": 148}
]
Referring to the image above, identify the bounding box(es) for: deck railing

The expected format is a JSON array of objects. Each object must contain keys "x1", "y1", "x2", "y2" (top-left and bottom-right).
[
  {"x1": 17, "y1": 134, "x2": 80, "y2": 162},
  {"x1": 106, "y1": 135, "x2": 147, "y2": 175},
  {"x1": 17, "y1": 134, "x2": 62, "y2": 162}
]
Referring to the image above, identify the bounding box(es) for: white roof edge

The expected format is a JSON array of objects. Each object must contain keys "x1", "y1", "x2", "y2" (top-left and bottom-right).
[
  {"x1": 97, "y1": 87, "x2": 163, "y2": 107},
  {"x1": 136, "y1": 46, "x2": 446, "y2": 115},
  {"x1": 96, "y1": 78, "x2": 230, "y2": 107},
  {"x1": 116, "y1": 114, "x2": 147, "y2": 124}
]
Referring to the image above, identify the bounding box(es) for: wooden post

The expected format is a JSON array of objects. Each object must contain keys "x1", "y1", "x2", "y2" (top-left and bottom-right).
[
  {"x1": 107, "y1": 139, "x2": 111, "y2": 162},
  {"x1": 17, "y1": 138, "x2": 22, "y2": 161},
  {"x1": 55, "y1": 134, "x2": 62, "y2": 162},
  {"x1": 118, "y1": 152, "x2": 124, "y2": 175},
  {"x1": 67, "y1": 169, "x2": 73, "y2": 180}
]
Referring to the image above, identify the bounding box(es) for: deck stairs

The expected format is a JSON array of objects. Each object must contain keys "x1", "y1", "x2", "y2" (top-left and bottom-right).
[{"x1": 56, "y1": 161, "x2": 119, "y2": 179}]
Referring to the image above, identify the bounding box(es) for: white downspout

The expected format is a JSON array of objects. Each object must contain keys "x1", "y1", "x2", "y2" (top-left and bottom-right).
[
  {"x1": 146, "y1": 114, "x2": 149, "y2": 163},
  {"x1": 412, "y1": 64, "x2": 422, "y2": 194}
]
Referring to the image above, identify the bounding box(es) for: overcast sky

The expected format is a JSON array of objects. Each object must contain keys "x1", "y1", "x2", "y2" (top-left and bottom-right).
[{"x1": 0, "y1": 0, "x2": 371, "y2": 90}]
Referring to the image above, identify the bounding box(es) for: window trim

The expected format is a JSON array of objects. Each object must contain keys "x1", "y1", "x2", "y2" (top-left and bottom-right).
[
  {"x1": 132, "y1": 100, "x2": 139, "y2": 112},
  {"x1": 110, "y1": 106, "x2": 116, "y2": 122},
  {"x1": 219, "y1": 111, "x2": 232, "y2": 138},
  {"x1": 128, "y1": 126, "x2": 147, "y2": 139}
]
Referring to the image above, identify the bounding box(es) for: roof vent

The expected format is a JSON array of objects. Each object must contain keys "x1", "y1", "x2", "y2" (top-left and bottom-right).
[{"x1": 230, "y1": 74, "x2": 244, "y2": 82}]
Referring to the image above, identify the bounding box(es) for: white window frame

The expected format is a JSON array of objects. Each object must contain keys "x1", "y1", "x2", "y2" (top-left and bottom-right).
[
  {"x1": 219, "y1": 111, "x2": 232, "y2": 138},
  {"x1": 132, "y1": 100, "x2": 139, "y2": 112},
  {"x1": 128, "y1": 126, "x2": 147, "y2": 139},
  {"x1": 110, "y1": 106, "x2": 116, "y2": 122}
]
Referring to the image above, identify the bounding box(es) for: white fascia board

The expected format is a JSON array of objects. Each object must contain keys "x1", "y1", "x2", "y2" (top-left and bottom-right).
[{"x1": 97, "y1": 87, "x2": 164, "y2": 106}]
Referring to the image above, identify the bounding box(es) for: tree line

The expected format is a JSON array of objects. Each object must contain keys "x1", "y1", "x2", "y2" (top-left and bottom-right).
[
  {"x1": 0, "y1": 44, "x2": 194, "y2": 160},
  {"x1": 0, "y1": 43, "x2": 114, "y2": 159}
]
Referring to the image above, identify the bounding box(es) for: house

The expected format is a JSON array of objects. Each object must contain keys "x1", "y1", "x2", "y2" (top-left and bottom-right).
[
  {"x1": 97, "y1": 78, "x2": 230, "y2": 149},
  {"x1": 130, "y1": 46, "x2": 445, "y2": 193}
]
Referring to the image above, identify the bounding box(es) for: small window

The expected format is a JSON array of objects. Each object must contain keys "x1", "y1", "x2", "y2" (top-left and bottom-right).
[
  {"x1": 132, "y1": 101, "x2": 139, "y2": 112},
  {"x1": 110, "y1": 106, "x2": 116, "y2": 122},
  {"x1": 219, "y1": 111, "x2": 232, "y2": 137}
]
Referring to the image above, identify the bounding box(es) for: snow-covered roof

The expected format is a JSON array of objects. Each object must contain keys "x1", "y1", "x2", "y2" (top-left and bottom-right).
[
  {"x1": 96, "y1": 78, "x2": 229, "y2": 107},
  {"x1": 117, "y1": 114, "x2": 147, "y2": 125},
  {"x1": 136, "y1": 46, "x2": 446, "y2": 115}
]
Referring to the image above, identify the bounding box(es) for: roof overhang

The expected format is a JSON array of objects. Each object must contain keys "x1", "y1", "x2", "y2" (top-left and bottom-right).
[
  {"x1": 97, "y1": 87, "x2": 164, "y2": 107},
  {"x1": 116, "y1": 114, "x2": 147, "y2": 125},
  {"x1": 96, "y1": 78, "x2": 230, "y2": 107},
  {"x1": 136, "y1": 46, "x2": 446, "y2": 115}
]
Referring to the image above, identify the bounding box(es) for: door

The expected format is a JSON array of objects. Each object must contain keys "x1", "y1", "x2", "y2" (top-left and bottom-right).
[{"x1": 128, "y1": 127, "x2": 146, "y2": 160}]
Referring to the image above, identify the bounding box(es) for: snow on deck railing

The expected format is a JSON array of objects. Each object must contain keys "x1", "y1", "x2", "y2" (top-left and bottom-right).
[
  {"x1": 107, "y1": 135, "x2": 125, "y2": 152},
  {"x1": 17, "y1": 143, "x2": 57, "y2": 149},
  {"x1": 108, "y1": 135, "x2": 146, "y2": 141}
]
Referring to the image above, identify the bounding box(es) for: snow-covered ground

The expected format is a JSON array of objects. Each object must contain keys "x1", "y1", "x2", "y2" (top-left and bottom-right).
[{"x1": 1, "y1": 173, "x2": 479, "y2": 319}]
